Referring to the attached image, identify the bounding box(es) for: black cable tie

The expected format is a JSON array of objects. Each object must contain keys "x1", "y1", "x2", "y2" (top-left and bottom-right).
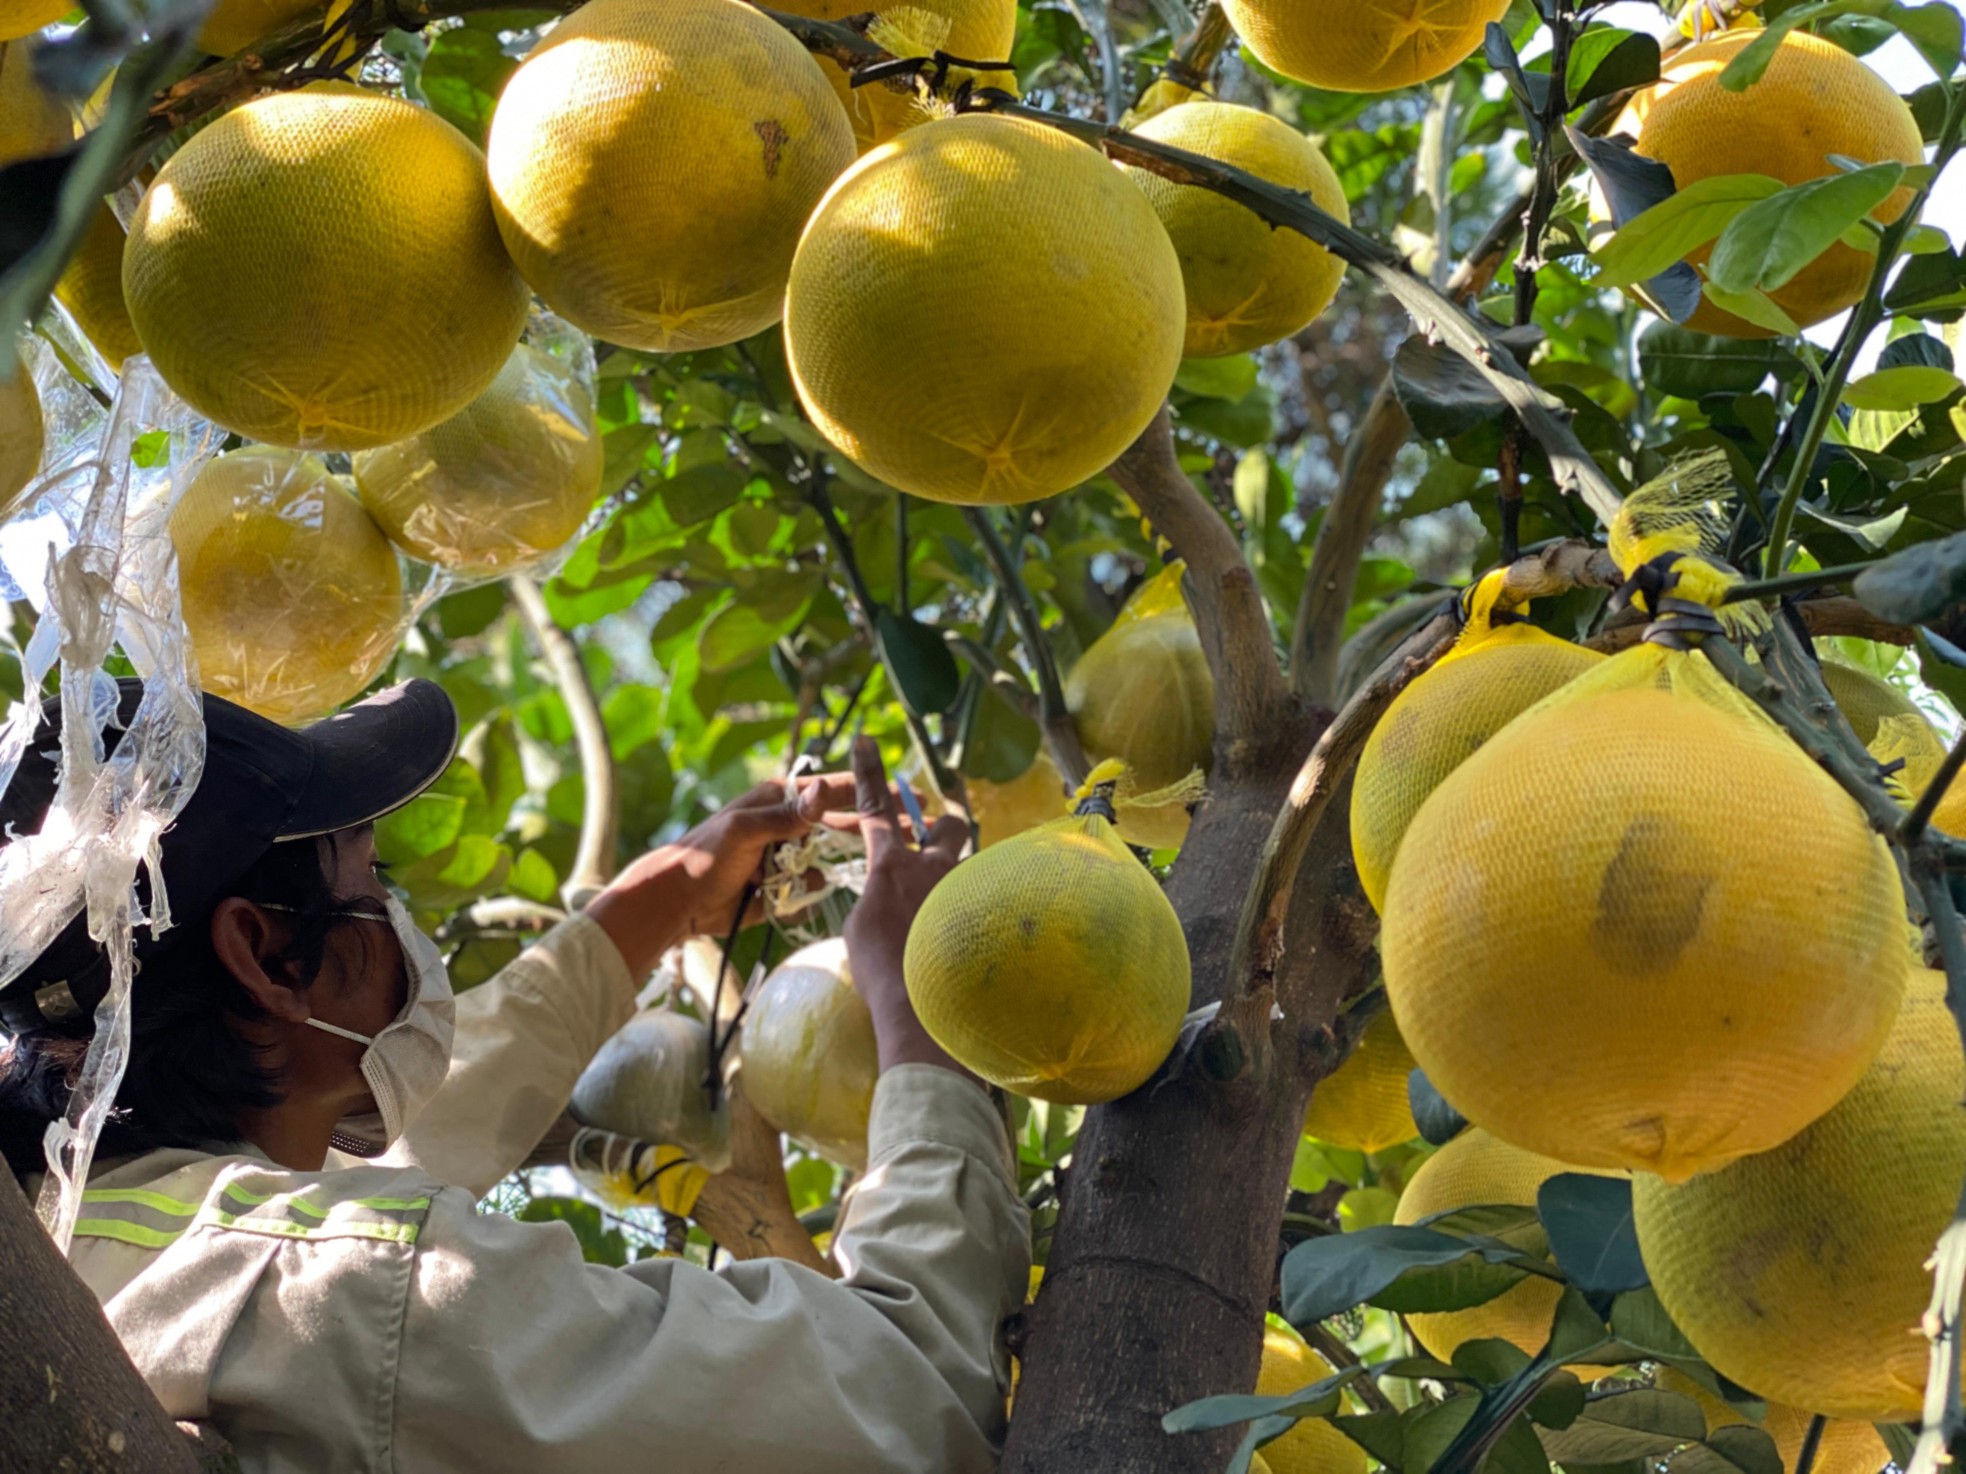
[{"x1": 1073, "y1": 782, "x2": 1119, "y2": 822}]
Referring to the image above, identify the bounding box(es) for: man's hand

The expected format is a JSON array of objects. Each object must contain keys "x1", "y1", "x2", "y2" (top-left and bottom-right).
[
  {"x1": 840, "y1": 738, "x2": 980, "y2": 1083},
  {"x1": 585, "y1": 771, "x2": 859, "y2": 977}
]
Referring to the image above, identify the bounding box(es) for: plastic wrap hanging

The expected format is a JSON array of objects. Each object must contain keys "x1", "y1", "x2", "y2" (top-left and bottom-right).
[{"x1": 0, "y1": 346, "x2": 221, "y2": 1250}]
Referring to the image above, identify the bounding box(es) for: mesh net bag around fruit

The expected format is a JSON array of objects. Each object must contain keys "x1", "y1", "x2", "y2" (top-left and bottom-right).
[
  {"x1": 1381, "y1": 453, "x2": 1911, "y2": 1180},
  {"x1": 570, "y1": 1006, "x2": 733, "y2": 1174},
  {"x1": 901, "y1": 759, "x2": 1195, "y2": 1103},
  {"x1": 1350, "y1": 567, "x2": 1604, "y2": 912}
]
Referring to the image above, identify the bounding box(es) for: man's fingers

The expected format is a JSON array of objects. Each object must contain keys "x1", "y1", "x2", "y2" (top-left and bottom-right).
[
  {"x1": 793, "y1": 773, "x2": 858, "y2": 822},
  {"x1": 923, "y1": 814, "x2": 970, "y2": 863},
  {"x1": 852, "y1": 737, "x2": 898, "y2": 863}
]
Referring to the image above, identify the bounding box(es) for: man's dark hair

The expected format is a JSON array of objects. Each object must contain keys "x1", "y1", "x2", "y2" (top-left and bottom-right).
[{"x1": 0, "y1": 834, "x2": 355, "y2": 1181}]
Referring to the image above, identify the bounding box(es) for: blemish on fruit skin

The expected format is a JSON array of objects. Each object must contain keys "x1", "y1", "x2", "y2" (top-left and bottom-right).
[
  {"x1": 754, "y1": 119, "x2": 788, "y2": 178},
  {"x1": 1019, "y1": 915, "x2": 1039, "y2": 941}
]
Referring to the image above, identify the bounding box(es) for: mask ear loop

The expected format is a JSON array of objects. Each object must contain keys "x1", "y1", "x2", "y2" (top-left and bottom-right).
[{"x1": 260, "y1": 900, "x2": 395, "y2": 1046}]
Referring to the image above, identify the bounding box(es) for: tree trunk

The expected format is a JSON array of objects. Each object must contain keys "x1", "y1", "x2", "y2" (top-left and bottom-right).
[
  {"x1": 0, "y1": 1169, "x2": 205, "y2": 1473},
  {"x1": 1003, "y1": 716, "x2": 1327, "y2": 1473}
]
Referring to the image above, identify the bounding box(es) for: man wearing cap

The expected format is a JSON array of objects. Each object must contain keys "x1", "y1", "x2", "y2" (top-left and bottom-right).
[{"x1": 0, "y1": 679, "x2": 1026, "y2": 1472}]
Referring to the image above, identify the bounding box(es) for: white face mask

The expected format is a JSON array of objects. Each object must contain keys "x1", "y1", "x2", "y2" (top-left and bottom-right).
[{"x1": 292, "y1": 895, "x2": 456, "y2": 1156}]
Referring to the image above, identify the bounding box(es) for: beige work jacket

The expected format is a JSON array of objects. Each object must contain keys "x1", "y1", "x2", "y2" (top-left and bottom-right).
[{"x1": 62, "y1": 914, "x2": 1031, "y2": 1471}]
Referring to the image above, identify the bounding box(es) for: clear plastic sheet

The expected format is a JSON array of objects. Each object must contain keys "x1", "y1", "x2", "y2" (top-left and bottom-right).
[
  {"x1": 368, "y1": 310, "x2": 606, "y2": 620},
  {"x1": 568, "y1": 1006, "x2": 733, "y2": 1173},
  {"x1": 0, "y1": 350, "x2": 222, "y2": 1250}
]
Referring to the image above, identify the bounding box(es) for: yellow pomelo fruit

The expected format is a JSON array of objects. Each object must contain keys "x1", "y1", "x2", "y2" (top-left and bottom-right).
[
  {"x1": 1351, "y1": 620, "x2": 1602, "y2": 912},
  {"x1": 967, "y1": 748, "x2": 1066, "y2": 850},
  {"x1": 1383, "y1": 678, "x2": 1908, "y2": 1179},
  {"x1": 54, "y1": 203, "x2": 143, "y2": 367},
  {"x1": 1654, "y1": 1367, "x2": 1890, "y2": 1474},
  {"x1": 737, "y1": 937, "x2": 879, "y2": 1169},
  {"x1": 1250, "y1": 1458, "x2": 1273, "y2": 1474},
  {"x1": 570, "y1": 1006, "x2": 733, "y2": 1168},
  {"x1": 124, "y1": 86, "x2": 526, "y2": 451},
  {"x1": 1303, "y1": 1007, "x2": 1418, "y2": 1153},
  {"x1": 1124, "y1": 101, "x2": 1349, "y2": 359},
  {"x1": 1394, "y1": 1129, "x2": 1617, "y2": 1367},
  {"x1": 353, "y1": 342, "x2": 603, "y2": 578},
  {"x1": 903, "y1": 800, "x2": 1190, "y2": 1103},
  {"x1": 1636, "y1": 968, "x2": 1964, "y2": 1421},
  {"x1": 1255, "y1": 1329, "x2": 1369, "y2": 1474},
  {"x1": 198, "y1": 0, "x2": 316, "y2": 55},
  {"x1": 0, "y1": 0, "x2": 68, "y2": 43},
  {"x1": 771, "y1": 0, "x2": 1017, "y2": 152},
  {"x1": 0, "y1": 39, "x2": 70, "y2": 163},
  {"x1": 786, "y1": 113, "x2": 1185, "y2": 506},
  {"x1": 1817, "y1": 658, "x2": 1966, "y2": 837},
  {"x1": 488, "y1": 0, "x2": 854, "y2": 355},
  {"x1": 171, "y1": 447, "x2": 405, "y2": 726},
  {"x1": 1219, "y1": 0, "x2": 1509, "y2": 92},
  {"x1": 0, "y1": 349, "x2": 42, "y2": 518},
  {"x1": 1606, "y1": 30, "x2": 1924, "y2": 338},
  {"x1": 1065, "y1": 605, "x2": 1213, "y2": 851}
]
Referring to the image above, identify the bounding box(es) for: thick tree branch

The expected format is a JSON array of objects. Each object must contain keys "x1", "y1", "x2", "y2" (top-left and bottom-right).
[
  {"x1": 510, "y1": 573, "x2": 618, "y2": 906},
  {"x1": 1107, "y1": 406, "x2": 1292, "y2": 749}
]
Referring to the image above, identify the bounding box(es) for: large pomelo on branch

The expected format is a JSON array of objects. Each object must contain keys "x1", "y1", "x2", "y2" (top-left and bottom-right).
[
  {"x1": 735, "y1": 937, "x2": 878, "y2": 1169},
  {"x1": 487, "y1": 0, "x2": 856, "y2": 355},
  {"x1": 1123, "y1": 99, "x2": 1349, "y2": 359},
  {"x1": 903, "y1": 771, "x2": 1190, "y2": 1103},
  {"x1": 196, "y1": 0, "x2": 317, "y2": 57},
  {"x1": 170, "y1": 446, "x2": 406, "y2": 725},
  {"x1": 1636, "y1": 967, "x2": 1966, "y2": 1422},
  {"x1": 571, "y1": 1006, "x2": 733, "y2": 1170},
  {"x1": 354, "y1": 342, "x2": 604, "y2": 578},
  {"x1": 1302, "y1": 1007, "x2": 1417, "y2": 1153},
  {"x1": 0, "y1": 39, "x2": 69, "y2": 162},
  {"x1": 785, "y1": 113, "x2": 1185, "y2": 506},
  {"x1": 1652, "y1": 1367, "x2": 1891, "y2": 1474},
  {"x1": 54, "y1": 205, "x2": 143, "y2": 368},
  {"x1": 1218, "y1": 0, "x2": 1509, "y2": 93},
  {"x1": 0, "y1": 0, "x2": 67, "y2": 43},
  {"x1": 1382, "y1": 648, "x2": 1909, "y2": 1179},
  {"x1": 1254, "y1": 1329, "x2": 1369, "y2": 1474},
  {"x1": 123, "y1": 85, "x2": 527, "y2": 451},
  {"x1": 1601, "y1": 29, "x2": 1924, "y2": 338}
]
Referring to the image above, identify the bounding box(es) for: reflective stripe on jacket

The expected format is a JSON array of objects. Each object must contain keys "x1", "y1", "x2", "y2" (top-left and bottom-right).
[{"x1": 62, "y1": 914, "x2": 1031, "y2": 1472}]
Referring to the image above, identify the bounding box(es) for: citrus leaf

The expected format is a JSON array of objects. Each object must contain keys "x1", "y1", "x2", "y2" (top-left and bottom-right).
[
  {"x1": 420, "y1": 28, "x2": 518, "y2": 146},
  {"x1": 1590, "y1": 174, "x2": 1785, "y2": 291},
  {"x1": 1697, "y1": 282, "x2": 1803, "y2": 338},
  {"x1": 1676, "y1": 1425, "x2": 1785, "y2": 1474},
  {"x1": 1392, "y1": 335, "x2": 1511, "y2": 439},
  {"x1": 375, "y1": 791, "x2": 467, "y2": 866},
  {"x1": 662, "y1": 461, "x2": 749, "y2": 527},
  {"x1": 1888, "y1": 0, "x2": 1964, "y2": 78},
  {"x1": 1567, "y1": 29, "x2": 1661, "y2": 109},
  {"x1": 1537, "y1": 1174, "x2": 1648, "y2": 1299},
  {"x1": 1161, "y1": 1368, "x2": 1356, "y2": 1435},
  {"x1": 875, "y1": 609, "x2": 962, "y2": 715},
  {"x1": 1279, "y1": 1224, "x2": 1542, "y2": 1326},
  {"x1": 1881, "y1": 331, "x2": 1957, "y2": 370},
  {"x1": 1534, "y1": 1388, "x2": 1707, "y2": 1464},
  {"x1": 1174, "y1": 354, "x2": 1259, "y2": 400},
  {"x1": 1852, "y1": 529, "x2": 1966, "y2": 623},
  {"x1": 1567, "y1": 127, "x2": 1700, "y2": 319},
  {"x1": 1842, "y1": 365, "x2": 1963, "y2": 411},
  {"x1": 1707, "y1": 163, "x2": 1905, "y2": 295},
  {"x1": 1409, "y1": 1067, "x2": 1469, "y2": 1146},
  {"x1": 1636, "y1": 322, "x2": 1803, "y2": 397}
]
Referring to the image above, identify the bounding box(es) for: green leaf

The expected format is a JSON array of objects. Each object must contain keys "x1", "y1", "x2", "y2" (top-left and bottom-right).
[
  {"x1": 1409, "y1": 1067, "x2": 1468, "y2": 1146},
  {"x1": 1161, "y1": 1368, "x2": 1357, "y2": 1435},
  {"x1": 601, "y1": 683, "x2": 667, "y2": 759},
  {"x1": 1590, "y1": 174, "x2": 1785, "y2": 291},
  {"x1": 508, "y1": 847, "x2": 559, "y2": 904},
  {"x1": 1534, "y1": 1389, "x2": 1707, "y2": 1465},
  {"x1": 1699, "y1": 282, "x2": 1804, "y2": 337},
  {"x1": 661, "y1": 462, "x2": 748, "y2": 527},
  {"x1": 1852, "y1": 530, "x2": 1966, "y2": 623},
  {"x1": 1637, "y1": 322, "x2": 1803, "y2": 398},
  {"x1": 1916, "y1": 627, "x2": 1966, "y2": 713},
  {"x1": 875, "y1": 609, "x2": 962, "y2": 715},
  {"x1": 1881, "y1": 331, "x2": 1956, "y2": 371},
  {"x1": 1392, "y1": 335, "x2": 1510, "y2": 440},
  {"x1": 1842, "y1": 365, "x2": 1963, "y2": 411},
  {"x1": 517, "y1": 1196, "x2": 630, "y2": 1266},
  {"x1": 1888, "y1": 0, "x2": 1964, "y2": 77},
  {"x1": 1707, "y1": 163, "x2": 1905, "y2": 295},
  {"x1": 1279, "y1": 1224, "x2": 1542, "y2": 1326},
  {"x1": 464, "y1": 713, "x2": 525, "y2": 832},
  {"x1": 1567, "y1": 29, "x2": 1661, "y2": 108},
  {"x1": 1537, "y1": 1174, "x2": 1648, "y2": 1298},
  {"x1": 374, "y1": 791, "x2": 466, "y2": 866},
  {"x1": 1675, "y1": 1425, "x2": 1785, "y2": 1474},
  {"x1": 1605, "y1": 1287, "x2": 1703, "y2": 1361},
  {"x1": 1173, "y1": 354, "x2": 1259, "y2": 400},
  {"x1": 418, "y1": 28, "x2": 518, "y2": 146},
  {"x1": 435, "y1": 583, "x2": 507, "y2": 640}
]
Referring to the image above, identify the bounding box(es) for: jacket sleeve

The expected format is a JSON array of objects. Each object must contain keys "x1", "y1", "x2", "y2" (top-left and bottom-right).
[
  {"x1": 392, "y1": 1064, "x2": 1031, "y2": 1472},
  {"x1": 379, "y1": 912, "x2": 640, "y2": 1197}
]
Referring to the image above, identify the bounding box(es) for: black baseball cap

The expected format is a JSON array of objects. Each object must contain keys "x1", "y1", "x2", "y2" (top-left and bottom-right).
[{"x1": 0, "y1": 677, "x2": 459, "y2": 1036}]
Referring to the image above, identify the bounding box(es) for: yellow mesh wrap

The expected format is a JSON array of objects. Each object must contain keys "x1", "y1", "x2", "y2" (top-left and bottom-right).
[
  {"x1": 1600, "y1": 30, "x2": 1924, "y2": 338},
  {"x1": 1382, "y1": 642, "x2": 1910, "y2": 1180},
  {"x1": 170, "y1": 447, "x2": 406, "y2": 726},
  {"x1": 1393, "y1": 1128, "x2": 1618, "y2": 1368},
  {"x1": 487, "y1": 0, "x2": 854, "y2": 355},
  {"x1": 1635, "y1": 969, "x2": 1965, "y2": 1420},
  {"x1": 0, "y1": 39, "x2": 70, "y2": 163},
  {"x1": 735, "y1": 938, "x2": 878, "y2": 1170},
  {"x1": 123, "y1": 86, "x2": 525, "y2": 451},
  {"x1": 785, "y1": 114, "x2": 1186, "y2": 507},
  {"x1": 1653, "y1": 1368, "x2": 1890, "y2": 1474},
  {"x1": 54, "y1": 204, "x2": 143, "y2": 367},
  {"x1": 0, "y1": 0, "x2": 69, "y2": 41},
  {"x1": 1122, "y1": 77, "x2": 1203, "y2": 128},
  {"x1": 1123, "y1": 100, "x2": 1349, "y2": 359},
  {"x1": 0, "y1": 347, "x2": 41, "y2": 518},
  {"x1": 569, "y1": 1128, "x2": 711, "y2": 1218},
  {"x1": 771, "y1": 0, "x2": 1016, "y2": 153},
  {"x1": 1065, "y1": 571, "x2": 1214, "y2": 851},
  {"x1": 1302, "y1": 1006, "x2": 1418, "y2": 1153},
  {"x1": 353, "y1": 342, "x2": 603, "y2": 578},
  {"x1": 1818, "y1": 658, "x2": 1966, "y2": 832},
  {"x1": 1254, "y1": 1329, "x2": 1370, "y2": 1474},
  {"x1": 571, "y1": 1007, "x2": 733, "y2": 1171},
  {"x1": 902, "y1": 802, "x2": 1190, "y2": 1103},
  {"x1": 1351, "y1": 571, "x2": 1603, "y2": 912},
  {"x1": 1216, "y1": 0, "x2": 1510, "y2": 92}
]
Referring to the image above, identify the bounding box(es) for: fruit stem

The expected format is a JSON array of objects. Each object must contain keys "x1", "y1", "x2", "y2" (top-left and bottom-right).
[{"x1": 1163, "y1": 2, "x2": 1233, "y2": 91}]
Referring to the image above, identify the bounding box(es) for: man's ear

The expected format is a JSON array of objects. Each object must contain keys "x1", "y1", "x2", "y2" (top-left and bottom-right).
[{"x1": 211, "y1": 898, "x2": 309, "y2": 1023}]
